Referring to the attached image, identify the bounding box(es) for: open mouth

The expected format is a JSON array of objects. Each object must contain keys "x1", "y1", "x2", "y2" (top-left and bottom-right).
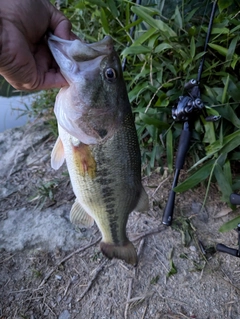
[{"x1": 48, "y1": 34, "x2": 114, "y2": 62}]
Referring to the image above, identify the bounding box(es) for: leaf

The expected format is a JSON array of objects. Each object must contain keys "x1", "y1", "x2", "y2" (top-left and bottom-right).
[
  {"x1": 166, "y1": 129, "x2": 173, "y2": 172},
  {"x1": 132, "y1": 6, "x2": 177, "y2": 38},
  {"x1": 226, "y1": 36, "x2": 239, "y2": 68},
  {"x1": 205, "y1": 130, "x2": 240, "y2": 157},
  {"x1": 174, "y1": 5, "x2": 182, "y2": 29},
  {"x1": 150, "y1": 275, "x2": 160, "y2": 285},
  {"x1": 216, "y1": 104, "x2": 240, "y2": 129},
  {"x1": 190, "y1": 36, "x2": 195, "y2": 59},
  {"x1": 133, "y1": 27, "x2": 157, "y2": 46},
  {"x1": 218, "y1": 0, "x2": 234, "y2": 12},
  {"x1": 106, "y1": 0, "x2": 118, "y2": 18},
  {"x1": 139, "y1": 113, "x2": 169, "y2": 129},
  {"x1": 203, "y1": 27, "x2": 229, "y2": 34},
  {"x1": 224, "y1": 159, "x2": 232, "y2": 182},
  {"x1": 208, "y1": 43, "x2": 239, "y2": 64},
  {"x1": 213, "y1": 207, "x2": 232, "y2": 219},
  {"x1": 208, "y1": 43, "x2": 228, "y2": 56},
  {"x1": 214, "y1": 163, "x2": 233, "y2": 204},
  {"x1": 202, "y1": 120, "x2": 216, "y2": 144},
  {"x1": 219, "y1": 215, "x2": 240, "y2": 232},
  {"x1": 167, "y1": 259, "x2": 177, "y2": 278},
  {"x1": 222, "y1": 74, "x2": 229, "y2": 104},
  {"x1": 100, "y1": 8, "x2": 109, "y2": 34},
  {"x1": 174, "y1": 160, "x2": 215, "y2": 193},
  {"x1": 150, "y1": 143, "x2": 158, "y2": 168},
  {"x1": 154, "y1": 43, "x2": 173, "y2": 53},
  {"x1": 122, "y1": 45, "x2": 152, "y2": 56}
]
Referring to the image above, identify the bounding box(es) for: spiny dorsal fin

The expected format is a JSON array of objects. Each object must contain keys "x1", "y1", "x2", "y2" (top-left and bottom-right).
[
  {"x1": 100, "y1": 240, "x2": 137, "y2": 266},
  {"x1": 70, "y1": 200, "x2": 94, "y2": 227},
  {"x1": 51, "y1": 136, "x2": 65, "y2": 170},
  {"x1": 134, "y1": 186, "x2": 149, "y2": 212}
]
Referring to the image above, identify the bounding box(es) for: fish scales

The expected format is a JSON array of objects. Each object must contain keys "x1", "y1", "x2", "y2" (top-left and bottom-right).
[
  {"x1": 59, "y1": 111, "x2": 142, "y2": 259},
  {"x1": 48, "y1": 34, "x2": 149, "y2": 265}
]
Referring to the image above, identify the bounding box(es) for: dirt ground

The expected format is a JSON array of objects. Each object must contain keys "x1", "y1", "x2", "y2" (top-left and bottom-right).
[{"x1": 1, "y1": 121, "x2": 240, "y2": 319}]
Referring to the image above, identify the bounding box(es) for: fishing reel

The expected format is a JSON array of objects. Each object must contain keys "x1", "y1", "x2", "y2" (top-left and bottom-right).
[
  {"x1": 216, "y1": 193, "x2": 240, "y2": 258},
  {"x1": 172, "y1": 79, "x2": 220, "y2": 123},
  {"x1": 172, "y1": 79, "x2": 203, "y2": 122}
]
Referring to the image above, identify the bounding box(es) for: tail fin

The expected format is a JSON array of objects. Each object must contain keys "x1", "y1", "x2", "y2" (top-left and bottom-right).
[{"x1": 100, "y1": 240, "x2": 137, "y2": 266}]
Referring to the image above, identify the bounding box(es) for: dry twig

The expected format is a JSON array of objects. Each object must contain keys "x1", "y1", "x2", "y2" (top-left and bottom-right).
[
  {"x1": 39, "y1": 237, "x2": 101, "y2": 287},
  {"x1": 77, "y1": 259, "x2": 108, "y2": 302},
  {"x1": 131, "y1": 225, "x2": 166, "y2": 242},
  {"x1": 124, "y1": 238, "x2": 146, "y2": 319},
  {"x1": 141, "y1": 304, "x2": 148, "y2": 319}
]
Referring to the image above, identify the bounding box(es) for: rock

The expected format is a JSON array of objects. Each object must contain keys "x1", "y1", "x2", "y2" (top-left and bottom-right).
[
  {"x1": 0, "y1": 204, "x2": 93, "y2": 252},
  {"x1": 0, "y1": 122, "x2": 52, "y2": 178},
  {"x1": 55, "y1": 274, "x2": 62, "y2": 281},
  {"x1": 58, "y1": 310, "x2": 70, "y2": 319},
  {"x1": 0, "y1": 184, "x2": 19, "y2": 200}
]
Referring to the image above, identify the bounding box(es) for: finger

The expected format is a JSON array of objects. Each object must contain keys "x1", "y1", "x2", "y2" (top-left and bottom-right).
[
  {"x1": 48, "y1": 2, "x2": 72, "y2": 40},
  {"x1": 40, "y1": 71, "x2": 68, "y2": 90},
  {"x1": 47, "y1": 2, "x2": 79, "y2": 41}
]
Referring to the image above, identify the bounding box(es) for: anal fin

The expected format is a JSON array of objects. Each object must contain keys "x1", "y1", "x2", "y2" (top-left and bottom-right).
[{"x1": 70, "y1": 200, "x2": 94, "y2": 227}]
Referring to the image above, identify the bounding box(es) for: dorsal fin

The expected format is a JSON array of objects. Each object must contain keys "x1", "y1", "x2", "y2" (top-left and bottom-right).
[{"x1": 51, "y1": 136, "x2": 65, "y2": 170}]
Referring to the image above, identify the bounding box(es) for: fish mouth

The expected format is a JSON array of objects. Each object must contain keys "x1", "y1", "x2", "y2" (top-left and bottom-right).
[{"x1": 48, "y1": 34, "x2": 114, "y2": 82}]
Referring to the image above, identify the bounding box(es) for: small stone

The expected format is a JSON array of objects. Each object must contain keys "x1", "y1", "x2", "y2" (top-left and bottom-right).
[
  {"x1": 189, "y1": 245, "x2": 197, "y2": 252},
  {"x1": 56, "y1": 295, "x2": 62, "y2": 303},
  {"x1": 58, "y1": 310, "x2": 70, "y2": 319},
  {"x1": 44, "y1": 309, "x2": 49, "y2": 316},
  {"x1": 55, "y1": 274, "x2": 62, "y2": 281}
]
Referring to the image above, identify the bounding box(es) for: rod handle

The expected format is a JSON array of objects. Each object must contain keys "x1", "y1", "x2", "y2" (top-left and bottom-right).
[
  {"x1": 162, "y1": 190, "x2": 176, "y2": 226},
  {"x1": 175, "y1": 128, "x2": 191, "y2": 169},
  {"x1": 216, "y1": 243, "x2": 239, "y2": 257},
  {"x1": 230, "y1": 193, "x2": 240, "y2": 205}
]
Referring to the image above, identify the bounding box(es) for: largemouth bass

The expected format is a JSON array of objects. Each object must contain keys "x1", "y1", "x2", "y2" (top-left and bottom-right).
[{"x1": 48, "y1": 34, "x2": 149, "y2": 265}]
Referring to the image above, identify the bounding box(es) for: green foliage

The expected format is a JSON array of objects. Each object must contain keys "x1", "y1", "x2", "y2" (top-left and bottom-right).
[
  {"x1": 167, "y1": 248, "x2": 177, "y2": 278},
  {"x1": 21, "y1": 90, "x2": 58, "y2": 137},
  {"x1": 219, "y1": 215, "x2": 240, "y2": 232},
  {"x1": 51, "y1": 0, "x2": 240, "y2": 230},
  {"x1": 29, "y1": 180, "x2": 59, "y2": 210}
]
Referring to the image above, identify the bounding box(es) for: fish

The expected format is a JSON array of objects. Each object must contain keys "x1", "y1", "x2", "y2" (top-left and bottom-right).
[{"x1": 48, "y1": 34, "x2": 149, "y2": 265}]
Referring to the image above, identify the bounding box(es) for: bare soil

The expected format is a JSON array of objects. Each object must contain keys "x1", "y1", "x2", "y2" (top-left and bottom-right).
[{"x1": 1, "y1": 121, "x2": 240, "y2": 319}]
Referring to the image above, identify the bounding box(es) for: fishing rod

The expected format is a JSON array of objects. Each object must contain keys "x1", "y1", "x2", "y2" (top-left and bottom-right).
[{"x1": 162, "y1": 0, "x2": 219, "y2": 226}]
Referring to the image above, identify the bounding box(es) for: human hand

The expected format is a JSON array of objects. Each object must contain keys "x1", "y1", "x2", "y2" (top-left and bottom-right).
[{"x1": 0, "y1": 0, "x2": 76, "y2": 91}]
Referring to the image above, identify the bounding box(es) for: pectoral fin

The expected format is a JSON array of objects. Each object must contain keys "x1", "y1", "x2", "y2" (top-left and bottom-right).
[
  {"x1": 134, "y1": 186, "x2": 149, "y2": 212},
  {"x1": 51, "y1": 136, "x2": 65, "y2": 170},
  {"x1": 70, "y1": 200, "x2": 94, "y2": 227}
]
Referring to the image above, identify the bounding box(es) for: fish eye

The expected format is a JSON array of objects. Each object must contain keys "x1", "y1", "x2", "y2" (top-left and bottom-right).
[{"x1": 105, "y1": 68, "x2": 117, "y2": 81}]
